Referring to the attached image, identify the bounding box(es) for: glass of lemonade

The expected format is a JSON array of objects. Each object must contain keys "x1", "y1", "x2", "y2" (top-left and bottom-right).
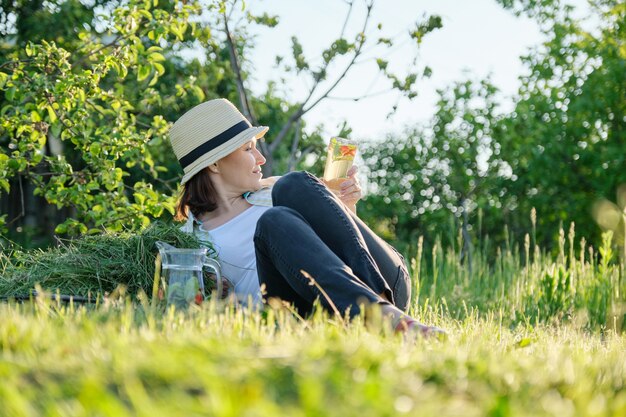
[{"x1": 323, "y1": 137, "x2": 358, "y2": 193}]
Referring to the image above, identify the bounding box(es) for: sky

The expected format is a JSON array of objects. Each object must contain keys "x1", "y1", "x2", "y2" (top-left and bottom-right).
[{"x1": 239, "y1": 0, "x2": 588, "y2": 141}]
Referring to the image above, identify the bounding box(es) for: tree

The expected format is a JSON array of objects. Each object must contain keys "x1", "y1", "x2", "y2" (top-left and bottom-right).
[
  {"x1": 0, "y1": 0, "x2": 211, "y2": 239},
  {"x1": 422, "y1": 79, "x2": 512, "y2": 267},
  {"x1": 216, "y1": 0, "x2": 443, "y2": 175},
  {"x1": 497, "y1": 0, "x2": 626, "y2": 247},
  {"x1": 361, "y1": 0, "x2": 625, "y2": 256},
  {"x1": 1, "y1": 0, "x2": 446, "y2": 246},
  {"x1": 360, "y1": 78, "x2": 512, "y2": 258}
]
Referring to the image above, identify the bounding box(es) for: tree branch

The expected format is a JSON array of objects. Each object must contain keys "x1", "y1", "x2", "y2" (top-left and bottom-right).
[
  {"x1": 6, "y1": 175, "x2": 26, "y2": 227},
  {"x1": 269, "y1": 2, "x2": 373, "y2": 155},
  {"x1": 326, "y1": 88, "x2": 393, "y2": 101},
  {"x1": 460, "y1": 197, "x2": 473, "y2": 274},
  {"x1": 357, "y1": 27, "x2": 408, "y2": 57},
  {"x1": 0, "y1": 59, "x2": 33, "y2": 70},
  {"x1": 294, "y1": 145, "x2": 315, "y2": 167},
  {"x1": 223, "y1": 10, "x2": 257, "y2": 125},
  {"x1": 286, "y1": 120, "x2": 302, "y2": 172},
  {"x1": 339, "y1": 0, "x2": 354, "y2": 39},
  {"x1": 302, "y1": 3, "x2": 373, "y2": 113},
  {"x1": 73, "y1": 34, "x2": 125, "y2": 68},
  {"x1": 268, "y1": 105, "x2": 305, "y2": 155},
  {"x1": 222, "y1": 6, "x2": 271, "y2": 158}
]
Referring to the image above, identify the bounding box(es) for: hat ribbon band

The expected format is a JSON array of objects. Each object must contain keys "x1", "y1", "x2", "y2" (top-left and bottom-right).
[{"x1": 179, "y1": 120, "x2": 251, "y2": 169}]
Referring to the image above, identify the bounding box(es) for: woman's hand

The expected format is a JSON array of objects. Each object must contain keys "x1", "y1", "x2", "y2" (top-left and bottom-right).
[
  {"x1": 206, "y1": 273, "x2": 233, "y2": 299},
  {"x1": 259, "y1": 176, "x2": 281, "y2": 189},
  {"x1": 337, "y1": 165, "x2": 362, "y2": 213}
]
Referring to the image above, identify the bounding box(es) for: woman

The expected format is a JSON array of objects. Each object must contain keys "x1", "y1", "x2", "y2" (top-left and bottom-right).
[{"x1": 170, "y1": 99, "x2": 442, "y2": 336}]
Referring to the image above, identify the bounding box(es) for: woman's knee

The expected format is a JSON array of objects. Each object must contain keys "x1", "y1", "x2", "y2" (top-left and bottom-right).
[
  {"x1": 255, "y1": 206, "x2": 298, "y2": 237},
  {"x1": 393, "y1": 270, "x2": 411, "y2": 312},
  {"x1": 272, "y1": 171, "x2": 314, "y2": 203}
]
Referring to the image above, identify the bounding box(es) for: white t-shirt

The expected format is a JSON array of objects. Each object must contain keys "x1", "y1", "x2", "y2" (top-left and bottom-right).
[
  {"x1": 179, "y1": 187, "x2": 274, "y2": 306},
  {"x1": 201, "y1": 205, "x2": 270, "y2": 306}
]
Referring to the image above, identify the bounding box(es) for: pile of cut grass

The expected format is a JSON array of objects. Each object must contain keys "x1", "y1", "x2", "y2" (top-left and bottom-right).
[{"x1": 0, "y1": 221, "x2": 206, "y2": 299}]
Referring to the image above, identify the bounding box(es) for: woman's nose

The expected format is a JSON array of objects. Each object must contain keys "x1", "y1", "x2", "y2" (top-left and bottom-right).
[{"x1": 255, "y1": 149, "x2": 266, "y2": 165}]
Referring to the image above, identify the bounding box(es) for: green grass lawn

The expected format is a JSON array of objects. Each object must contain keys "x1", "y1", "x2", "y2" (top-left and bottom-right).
[
  {"x1": 1, "y1": 226, "x2": 625, "y2": 416},
  {"x1": 1, "y1": 298, "x2": 625, "y2": 417}
]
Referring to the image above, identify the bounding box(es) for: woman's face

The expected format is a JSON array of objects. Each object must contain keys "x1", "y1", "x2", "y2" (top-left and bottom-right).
[{"x1": 216, "y1": 137, "x2": 266, "y2": 193}]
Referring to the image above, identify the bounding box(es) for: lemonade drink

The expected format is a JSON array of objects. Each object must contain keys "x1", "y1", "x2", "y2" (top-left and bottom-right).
[{"x1": 323, "y1": 137, "x2": 358, "y2": 193}]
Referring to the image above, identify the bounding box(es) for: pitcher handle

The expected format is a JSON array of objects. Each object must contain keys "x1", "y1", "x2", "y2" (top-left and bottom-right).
[{"x1": 204, "y1": 258, "x2": 223, "y2": 298}]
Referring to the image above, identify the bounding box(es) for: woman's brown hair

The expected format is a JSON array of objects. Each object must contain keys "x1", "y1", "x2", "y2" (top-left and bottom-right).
[{"x1": 175, "y1": 167, "x2": 218, "y2": 221}]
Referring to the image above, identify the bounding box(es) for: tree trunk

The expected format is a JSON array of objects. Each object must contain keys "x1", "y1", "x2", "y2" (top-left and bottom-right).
[{"x1": 460, "y1": 198, "x2": 473, "y2": 275}]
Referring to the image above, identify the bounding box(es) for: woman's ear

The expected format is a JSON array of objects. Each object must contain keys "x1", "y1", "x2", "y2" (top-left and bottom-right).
[{"x1": 208, "y1": 163, "x2": 219, "y2": 174}]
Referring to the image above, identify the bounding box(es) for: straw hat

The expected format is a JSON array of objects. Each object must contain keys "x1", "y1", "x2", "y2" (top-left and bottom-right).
[{"x1": 169, "y1": 99, "x2": 269, "y2": 184}]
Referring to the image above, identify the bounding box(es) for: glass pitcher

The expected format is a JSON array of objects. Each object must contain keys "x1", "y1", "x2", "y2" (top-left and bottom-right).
[{"x1": 155, "y1": 241, "x2": 223, "y2": 309}]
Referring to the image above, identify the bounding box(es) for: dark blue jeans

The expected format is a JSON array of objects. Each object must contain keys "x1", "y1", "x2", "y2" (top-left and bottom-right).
[{"x1": 253, "y1": 171, "x2": 411, "y2": 318}]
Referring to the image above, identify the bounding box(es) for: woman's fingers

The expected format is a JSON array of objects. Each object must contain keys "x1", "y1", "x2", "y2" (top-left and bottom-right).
[
  {"x1": 341, "y1": 190, "x2": 361, "y2": 201},
  {"x1": 340, "y1": 182, "x2": 359, "y2": 197},
  {"x1": 339, "y1": 177, "x2": 362, "y2": 203},
  {"x1": 320, "y1": 165, "x2": 362, "y2": 207},
  {"x1": 221, "y1": 278, "x2": 232, "y2": 298},
  {"x1": 340, "y1": 178, "x2": 360, "y2": 194},
  {"x1": 207, "y1": 273, "x2": 232, "y2": 299},
  {"x1": 342, "y1": 165, "x2": 360, "y2": 196}
]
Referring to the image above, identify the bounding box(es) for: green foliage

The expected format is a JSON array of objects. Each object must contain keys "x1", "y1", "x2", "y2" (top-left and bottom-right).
[
  {"x1": 252, "y1": 87, "x2": 326, "y2": 175},
  {"x1": 535, "y1": 266, "x2": 573, "y2": 321},
  {"x1": 0, "y1": 0, "x2": 211, "y2": 236},
  {"x1": 376, "y1": 13, "x2": 443, "y2": 99},
  {"x1": 363, "y1": 0, "x2": 625, "y2": 255},
  {"x1": 410, "y1": 15, "x2": 443, "y2": 45},
  {"x1": 0, "y1": 0, "x2": 99, "y2": 46},
  {"x1": 321, "y1": 38, "x2": 354, "y2": 65},
  {"x1": 496, "y1": 0, "x2": 626, "y2": 247},
  {"x1": 291, "y1": 36, "x2": 310, "y2": 72},
  {"x1": 409, "y1": 222, "x2": 625, "y2": 331},
  {"x1": 246, "y1": 11, "x2": 279, "y2": 27},
  {"x1": 360, "y1": 78, "x2": 509, "y2": 253},
  {"x1": 1, "y1": 0, "x2": 446, "y2": 244},
  {"x1": 592, "y1": 184, "x2": 626, "y2": 262}
]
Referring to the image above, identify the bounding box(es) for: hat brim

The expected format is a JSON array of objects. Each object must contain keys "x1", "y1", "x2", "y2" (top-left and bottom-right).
[{"x1": 180, "y1": 125, "x2": 269, "y2": 185}]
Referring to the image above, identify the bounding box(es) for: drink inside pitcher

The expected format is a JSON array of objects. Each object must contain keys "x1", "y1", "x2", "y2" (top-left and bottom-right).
[
  {"x1": 166, "y1": 265, "x2": 203, "y2": 309},
  {"x1": 156, "y1": 241, "x2": 207, "y2": 310},
  {"x1": 323, "y1": 137, "x2": 358, "y2": 192}
]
